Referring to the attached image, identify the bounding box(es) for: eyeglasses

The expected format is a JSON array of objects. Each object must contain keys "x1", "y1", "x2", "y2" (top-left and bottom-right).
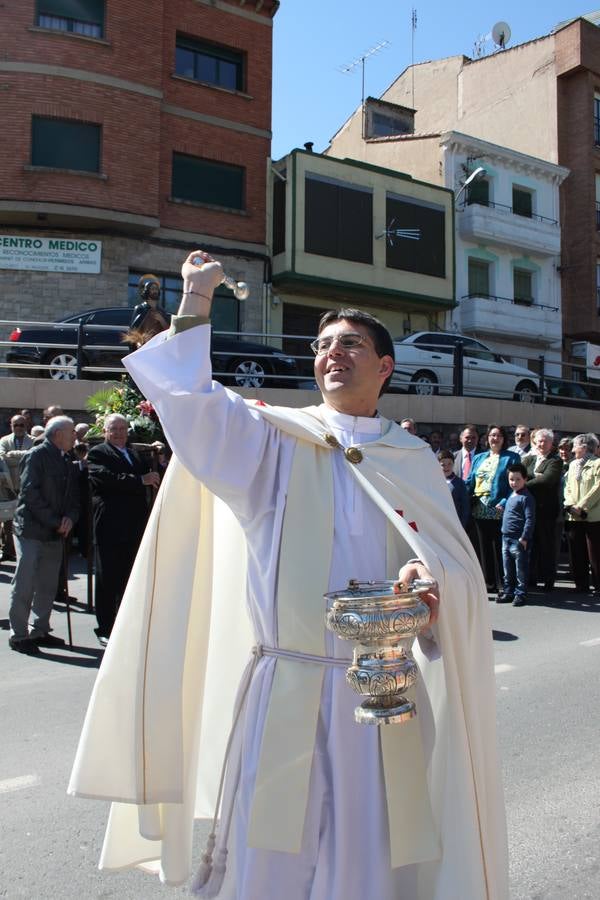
[{"x1": 310, "y1": 333, "x2": 369, "y2": 356}]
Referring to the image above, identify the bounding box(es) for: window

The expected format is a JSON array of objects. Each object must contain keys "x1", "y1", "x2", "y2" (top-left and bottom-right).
[
  {"x1": 36, "y1": 0, "x2": 104, "y2": 38},
  {"x1": 304, "y1": 174, "x2": 373, "y2": 264},
  {"x1": 86, "y1": 309, "x2": 133, "y2": 327},
  {"x1": 595, "y1": 95, "x2": 600, "y2": 147},
  {"x1": 31, "y1": 116, "x2": 101, "y2": 173},
  {"x1": 171, "y1": 153, "x2": 245, "y2": 210},
  {"x1": 596, "y1": 174, "x2": 600, "y2": 230},
  {"x1": 128, "y1": 270, "x2": 239, "y2": 330},
  {"x1": 513, "y1": 268, "x2": 533, "y2": 305},
  {"x1": 512, "y1": 186, "x2": 533, "y2": 218},
  {"x1": 596, "y1": 261, "x2": 600, "y2": 315},
  {"x1": 466, "y1": 178, "x2": 489, "y2": 207},
  {"x1": 175, "y1": 35, "x2": 244, "y2": 92},
  {"x1": 272, "y1": 176, "x2": 286, "y2": 255},
  {"x1": 468, "y1": 258, "x2": 490, "y2": 297},
  {"x1": 385, "y1": 194, "x2": 446, "y2": 278},
  {"x1": 365, "y1": 100, "x2": 414, "y2": 138}
]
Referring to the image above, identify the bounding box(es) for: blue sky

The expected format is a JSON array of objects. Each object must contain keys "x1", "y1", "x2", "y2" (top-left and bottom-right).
[{"x1": 271, "y1": 2, "x2": 589, "y2": 159}]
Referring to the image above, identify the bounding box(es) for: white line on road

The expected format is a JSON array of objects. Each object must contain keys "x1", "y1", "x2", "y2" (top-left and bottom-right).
[
  {"x1": 580, "y1": 637, "x2": 600, "y2": 647},
  {"x1": 0, "y1": 775, "x2": 41, "y2": 794},
  {"x1": 494, "y1": 664, "x2": 516, "y2": 674}
]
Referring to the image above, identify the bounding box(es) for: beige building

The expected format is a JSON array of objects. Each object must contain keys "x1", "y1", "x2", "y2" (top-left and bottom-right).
[
  {"x1": 269, "y1": 148, "x2": 454, "y2": 370},
  {"x1": 327, "y1": 12, "x2": 600, "y2": 367}
]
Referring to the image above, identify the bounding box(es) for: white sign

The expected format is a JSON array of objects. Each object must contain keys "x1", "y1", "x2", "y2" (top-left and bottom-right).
[
  {"x1": 586, "y1": 342, "x2": 600, "y2": 380},
  {"x1": 0, "y1": 235, "x2": 102, "y2": 274}
]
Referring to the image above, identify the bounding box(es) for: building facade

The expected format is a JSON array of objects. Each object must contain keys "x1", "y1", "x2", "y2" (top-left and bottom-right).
[
  {"x1": 0, "y1": 0, "x2": 278, "y2": 344},
  {"x1": 269, "y1": 149, "x2": 454, "y2": 368},
  {"x1": 327, "y1": 13, "x2": 600, "y2": 370}
]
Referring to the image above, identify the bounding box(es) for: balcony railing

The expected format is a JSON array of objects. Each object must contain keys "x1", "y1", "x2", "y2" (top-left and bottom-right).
[
  {"x1": 460, "y1": 293, "x2": 559, "y2": 312},
  {"x1": 462, "y1": 198, "x2": 558, "y2": 226},
  {"x1": 595, "y1": 116, "x2": 600, "y2": 147}
]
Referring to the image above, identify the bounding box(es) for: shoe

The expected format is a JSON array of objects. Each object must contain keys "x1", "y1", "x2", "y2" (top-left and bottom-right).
[
  {"x1": 31, "y1": 633, "x2": 65, "y2": 648},
  {"x1": 9, "y1": 636, "x2": 40, "y2": 655},
  {"x1": 496, "y1": 592, "x2": 514, "y2": 604},
  {"x1": 94, "y1": 629, "x2": 109, "y2": 648},
  {"x1": 512, "y1": 596, "x2": 527, "y2": 607}
]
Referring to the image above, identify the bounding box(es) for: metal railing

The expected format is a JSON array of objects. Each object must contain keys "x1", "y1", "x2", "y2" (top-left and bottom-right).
[
  {"x1": 461, "y1": 198, "x2": 558, "y2": 226},
  {"x1": 460, "y1": 293, "x2": 559, "y2": 312},
  {"x1": 2, "y1": 317, "x2": 600, "y2": 409}
]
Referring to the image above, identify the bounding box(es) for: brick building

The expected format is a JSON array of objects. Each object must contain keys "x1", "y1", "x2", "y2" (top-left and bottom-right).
[{"x1": 0, "y1": 0, "x2": 278, "y2": 343}]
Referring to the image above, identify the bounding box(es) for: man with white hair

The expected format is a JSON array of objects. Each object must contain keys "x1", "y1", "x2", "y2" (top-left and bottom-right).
[
  {"x1": 8, "y1": 416, "x2": 79, "y2": 654},
  {"x1": 87, "y1": 413, "x2": 159, "y2": 645},
  {"x1": 522, "y1": 429, "x2": 562, "y2": 591}
]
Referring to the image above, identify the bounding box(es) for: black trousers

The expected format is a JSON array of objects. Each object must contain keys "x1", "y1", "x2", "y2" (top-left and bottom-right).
[
  {"x1": 530, "y1": 514, "x2": 559, "y2": 587},
  {"x1": 474, "y1": 518, "x2": 503, "y2": 590},
  {"x1": 94, "y1": 538, "x2": 140, "y2": 636},
  {"x1": 566, "y1": 521, "x2": 600, "y2": 592}
]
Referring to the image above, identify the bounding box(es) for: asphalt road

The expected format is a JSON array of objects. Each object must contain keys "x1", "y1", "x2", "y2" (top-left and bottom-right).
[{"x1": 0, "y1": 554, "x2": 599, "y2": 899}]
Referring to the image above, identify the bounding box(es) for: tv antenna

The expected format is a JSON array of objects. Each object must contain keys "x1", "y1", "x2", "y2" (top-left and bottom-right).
[
  {"x1": 339, "y1": 40, "x2": 390, "y2": 138},
  {"x1": 411, "y1": 9, "x2": 417, "y2": 109},
  {"x1": 376, "y1": 220, "x2": 421, "y2": 246}
]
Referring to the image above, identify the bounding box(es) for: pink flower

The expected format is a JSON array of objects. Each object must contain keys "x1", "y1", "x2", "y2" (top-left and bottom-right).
[{"x1": 138, "y1": 400, "x2": 155, "y2": 416}]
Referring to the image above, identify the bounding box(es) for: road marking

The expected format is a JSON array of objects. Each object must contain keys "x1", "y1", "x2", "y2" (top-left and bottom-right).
[
  {"x1": 0, "y1": 775, "x2": 41, "y2": 794},
  {"x1": 494, "y1": 664, "x2": 515, "y2": 674},
  {"x1": 580, "y1": 637, "x2": 600, "y2": 647}
]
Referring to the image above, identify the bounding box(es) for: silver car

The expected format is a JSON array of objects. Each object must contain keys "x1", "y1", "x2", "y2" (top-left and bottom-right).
[{"x1": 391, "y1": 332, "x2": 540, "y2": 402}]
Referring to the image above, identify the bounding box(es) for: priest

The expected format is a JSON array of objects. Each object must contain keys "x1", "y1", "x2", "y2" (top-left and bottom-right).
[{"x1": 69, "y1": 251, "x2": 508, "y2": 900}]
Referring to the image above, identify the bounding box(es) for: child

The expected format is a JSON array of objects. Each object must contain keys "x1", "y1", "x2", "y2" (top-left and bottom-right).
[
  {"x1": 498, "y1": 463, "x2": 535, "y2": 606},
  {"x1": 438, "y1": 449, "x2": 470, "y2": 528}
]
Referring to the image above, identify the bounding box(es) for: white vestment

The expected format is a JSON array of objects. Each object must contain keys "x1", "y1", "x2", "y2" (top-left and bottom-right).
[{"x1": 69, "y1": 325, "x2": 508, "y2": 900}]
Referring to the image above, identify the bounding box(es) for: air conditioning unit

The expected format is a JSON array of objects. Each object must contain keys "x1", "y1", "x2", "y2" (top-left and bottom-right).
[{"x1": 571, "y1": 341, "x2": 587, "y2": 359}]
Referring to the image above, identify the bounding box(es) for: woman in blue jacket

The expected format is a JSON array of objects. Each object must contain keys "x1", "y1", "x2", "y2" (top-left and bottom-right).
[{"x1": 466, "y1": 424, "x2": 520, "y2": 592}]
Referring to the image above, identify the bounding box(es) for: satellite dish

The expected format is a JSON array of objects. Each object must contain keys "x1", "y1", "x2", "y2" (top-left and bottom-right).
[{"x1": 491, "y1": 21, "x2": 511, "y2": 49}]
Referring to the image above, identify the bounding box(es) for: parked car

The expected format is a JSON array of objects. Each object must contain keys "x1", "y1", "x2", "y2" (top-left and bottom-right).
[
  {"x1": 391, "y1": 332, "x2": 541, "y2": 402},
  {"x1": 544, "y1": 377, "x2": 597, "y2": 408},
  {"x1": 6, "y1": 307, "x2": 298, "y2": 388}
]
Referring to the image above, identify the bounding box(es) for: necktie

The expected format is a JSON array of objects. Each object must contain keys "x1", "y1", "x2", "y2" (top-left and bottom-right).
[{"x1": 462, "y1": 452, "x2": 471, "y2": 479}]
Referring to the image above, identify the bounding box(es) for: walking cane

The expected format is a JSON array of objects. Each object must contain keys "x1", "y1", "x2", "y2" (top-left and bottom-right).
[{"x1": 62, "y1": 537, "x2": 73, "y2": 648}]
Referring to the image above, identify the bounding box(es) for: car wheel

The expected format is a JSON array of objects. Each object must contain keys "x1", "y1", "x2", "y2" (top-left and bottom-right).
[
  {"x1": 43, "y1": 351, "x2": 80, "y2": 380},
  {"x1": 228, "y1": 357, "x2": 270, "y2": 388},
  {"x1": 409, "y1": 370, "x2": 438, "y2": 396},
  {"x1": 514, "y1": 380, "x2": 538, "y2": 403}
]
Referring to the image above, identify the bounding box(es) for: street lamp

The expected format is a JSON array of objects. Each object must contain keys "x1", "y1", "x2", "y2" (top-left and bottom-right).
[{"x1": 454, "y1": 166, "x2": 486, "y2": 207}]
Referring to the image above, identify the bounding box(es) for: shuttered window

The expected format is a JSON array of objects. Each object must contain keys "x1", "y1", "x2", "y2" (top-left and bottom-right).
[
  {"x1": 304, "y1": 174, "x2": 373, "y2": 264},
  {"x1": 31, "y1": 116, "x2": 101, "y2": 173},
  {"x1": 468, "y1": 258, "x2": 490, "y2": 296},
  {"x1": 171, "y1": 153, "x2": 245, "y2": 210}
]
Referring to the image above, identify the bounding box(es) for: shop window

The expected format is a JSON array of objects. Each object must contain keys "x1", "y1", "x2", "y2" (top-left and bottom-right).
[
  {"x1": 171, "y1": 152, "x2": 245, "y2": 211},
  {"x1": 304, "y1": 174, "x2": 373, "y2": 264},
  {"x1": 31, "y1": 116, "x2": 101, "y2": 173},
  {"x1": 175, "y1": 35, "x2": 244, "y2": 92},
  {"x1": 36, "y1": 0, "x2": 104, "y2": 38}
]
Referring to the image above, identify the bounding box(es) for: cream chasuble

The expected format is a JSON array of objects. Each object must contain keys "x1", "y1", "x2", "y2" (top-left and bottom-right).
[{"x1": 69, "y1": 325, "x2": 508, "y2": 900}]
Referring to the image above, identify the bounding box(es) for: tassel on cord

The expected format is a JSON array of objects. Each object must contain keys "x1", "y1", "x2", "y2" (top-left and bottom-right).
[
  {"x1": 191, "y1": 832, "x2": 216, "y2": 893},
  {"x1": 191, "y1": 648, "x2": 262, "y2": 897},
  {"x1": 192, "y1": 847, "x2": 228, "y2": 898}
]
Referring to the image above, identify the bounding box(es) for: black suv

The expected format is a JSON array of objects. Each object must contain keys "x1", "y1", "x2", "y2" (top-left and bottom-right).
[{"x1": 5, "y1": 307, "x2": 298, "y2": 388}]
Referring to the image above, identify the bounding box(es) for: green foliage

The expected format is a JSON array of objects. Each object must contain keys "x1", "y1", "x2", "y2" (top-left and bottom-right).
[{"x1": 85, "y1": 376, "x2": 165, "y2": 444}]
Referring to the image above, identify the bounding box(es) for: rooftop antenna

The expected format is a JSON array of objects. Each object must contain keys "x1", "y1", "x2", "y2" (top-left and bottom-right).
[
  {"x1": 339, "y1": 40, "x2": 390, "y2": 138},
  {"x1": 491, "y1": 21, "x2": 511, "y2": 50},
  {"x1": 411, "y1": 9, "x2": 417, "y2": 109}
]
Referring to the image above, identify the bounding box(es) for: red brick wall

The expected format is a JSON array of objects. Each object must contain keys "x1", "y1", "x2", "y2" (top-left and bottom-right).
[{"x1": 0, "y1": 0, "x2": 275, "y2": 245}]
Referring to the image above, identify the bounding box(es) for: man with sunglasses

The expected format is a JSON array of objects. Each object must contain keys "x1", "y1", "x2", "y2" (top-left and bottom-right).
[{"x1": 71, "y1": 252, "x2": 507, "y2": 900}]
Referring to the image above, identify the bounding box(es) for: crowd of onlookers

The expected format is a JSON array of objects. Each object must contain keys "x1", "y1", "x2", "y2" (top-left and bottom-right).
[
  {"x1": 400, "y1": 419, "x2": 600, "y2": 607},
  {"x1": 0, "y1": 405, "x2": 166, "y2": 654},
  {"x1": 1, "y1": 408, "x2": 599, "y2": 655}
]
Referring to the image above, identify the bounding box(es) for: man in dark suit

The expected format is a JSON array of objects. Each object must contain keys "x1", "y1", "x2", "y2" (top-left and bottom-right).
[
  {"x1": 522, "y1": 428, "x2": 562, "y2": 592},
  {"x1": 453, "y1": 424, "x2": 479, "y2": 479},
  {"x1": 87, "y1": 413, "x2": 160, "y2": 646}
]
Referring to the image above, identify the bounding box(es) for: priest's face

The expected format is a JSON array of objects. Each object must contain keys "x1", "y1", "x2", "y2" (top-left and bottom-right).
[{"x1": 313, "y1": 319, "x2": 394, "y2": 416}]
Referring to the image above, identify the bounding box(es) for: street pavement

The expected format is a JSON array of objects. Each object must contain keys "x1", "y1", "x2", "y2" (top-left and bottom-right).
[{"x1": 0, "y1": 553, "x2": 599, "y2": 899}]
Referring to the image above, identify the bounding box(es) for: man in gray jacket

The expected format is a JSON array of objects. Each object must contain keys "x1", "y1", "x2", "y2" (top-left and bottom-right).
[{"x1": 8, "y1": 416, "x2": 79, "y2": 654}]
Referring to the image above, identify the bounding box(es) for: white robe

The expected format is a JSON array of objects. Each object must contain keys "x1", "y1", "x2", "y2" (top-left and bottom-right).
[{"x1": 70, "y1": 324, "x2": 508, "y2": 900}]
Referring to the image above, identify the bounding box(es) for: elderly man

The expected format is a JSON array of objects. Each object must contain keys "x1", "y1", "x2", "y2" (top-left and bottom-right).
[
  {"x1": 8, "y1": 416, "x2": 79, "y2": 654},
  {"x1": 87, "y1": 413, "x2": 159, "y2": 646},
  {"x1": 508, "y1": 424, "x2": 531, "y2": 458},
  {"x1": 523, "y1": 429, "x2": 562, "y2": 592},
  {"x1": 0, "y1": 414, "x2": 34, "y2": 456},
  {"x1": 70, "y1": 252, "x2": 508, "y2": 899},
  {"x1": 0, "y1": 415, "x2": 34, "y2": 560}
]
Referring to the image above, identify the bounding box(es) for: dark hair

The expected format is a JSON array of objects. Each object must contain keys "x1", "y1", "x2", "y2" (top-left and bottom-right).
[
  {"x1": 437, "y1": 449, "x2": 455, "y2": 462},
  {"x1": 486, "y1": 423, "x2": 508, "y2": 447},
  {"x1": 317, "y1": 307, "x2": 395, "y2": 394},
  {"x1": 507, "y1": 463, "x2": 527, "y2": 478}
]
